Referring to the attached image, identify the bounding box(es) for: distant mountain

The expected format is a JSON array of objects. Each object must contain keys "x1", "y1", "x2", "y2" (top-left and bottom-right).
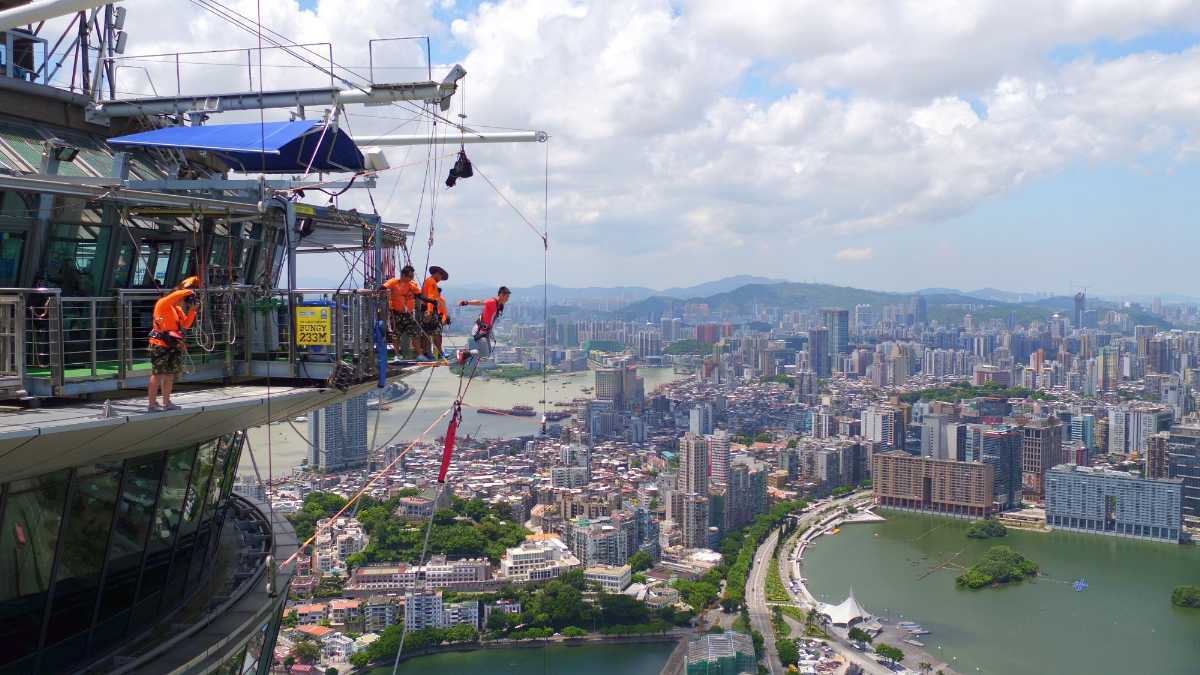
[
  {"x1": 915, "y1": 287, "x2": 962, "y2": 296},
  {"x1": 659, "y1": 275, "x2": 786, "y2": 298},
  {"x1": 964, "y1": 287, "x2": 1035, "y2": 303},
  {"x1": 612, "y1": 281, "x2": 1176, "y2": 328}
]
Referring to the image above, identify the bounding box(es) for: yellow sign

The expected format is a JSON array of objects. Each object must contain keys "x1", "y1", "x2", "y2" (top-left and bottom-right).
[
  {"x1": 294, "y1": 204, "x2": 317, "y2": 217},
  {"x1": 295, "y1": 305, "x2": 332, "y2": 346}
]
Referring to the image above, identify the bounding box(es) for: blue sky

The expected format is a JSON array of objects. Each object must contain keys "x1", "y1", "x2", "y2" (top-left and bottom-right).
[{"x1": 224, "y1": 2, "x2": 1200, "y2": 296}]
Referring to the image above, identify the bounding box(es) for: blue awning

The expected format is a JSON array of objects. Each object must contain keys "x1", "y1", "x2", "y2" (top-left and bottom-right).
[{"x1": 108, "y1": 120, "x2": 364, "y2": 173}]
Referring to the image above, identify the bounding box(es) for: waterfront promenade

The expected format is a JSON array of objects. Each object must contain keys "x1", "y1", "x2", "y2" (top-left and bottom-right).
[{"x1": 784, "y1": 503, "x2": 959, "y2": 675}]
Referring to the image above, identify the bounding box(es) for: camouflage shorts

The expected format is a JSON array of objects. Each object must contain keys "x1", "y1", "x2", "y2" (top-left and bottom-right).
[
  {"x1": 390, "y1": 311, "x2": 420, "y2": 338},
  {"x1": 150, "y1": 343, "x2": 182, "y2": 375}
]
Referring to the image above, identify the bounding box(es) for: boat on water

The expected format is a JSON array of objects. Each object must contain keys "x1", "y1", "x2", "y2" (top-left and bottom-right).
[
  {"x1": 478, "y1": 405, "x2": 538, "y2": 417},
  {"x1": 1073, "y1": 578, "x2": 1089, "y2": 591},
  {"x1": 903, "y1": 639, "x2": 926, "y2": 648}
]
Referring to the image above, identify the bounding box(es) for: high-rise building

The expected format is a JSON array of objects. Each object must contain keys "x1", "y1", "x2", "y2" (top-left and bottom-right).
[
  {"x1": 1097, "y1": 346, "x2": 1120, "y2": 393},
  {"x1": 404, "y1": 591, "x2": 445, "y2": 630},
  {"x1": 1071, "y1": 414, "x2": 1096, "y2": 450},
  {"x1": 680, "y1": 494, "x2": 710, "y2": 549},
  {"x1": 822, "y1": 308, "x2": 850, "y2": 366},
  {"x1": 967, "y1": 425, "x2": 1023, "y2": 510},
  {"x1": 871, "y1": 452, "x2": 996, "y2": 518},
  {"x1": 594, "y1": 367, "x2": 624, "y2": 407},
  {"x1": 921, "y1": 414, "x2": 950, "y2": 460},
  {"x1": 1019, "y1": 417, "x2": 1064, "y2": 497},
  {"x1": 807, "y1": 327, "x2": 831, "y2": 378},
  {"x1": 689, "y1": 404, "x2": 714, "y2": 435},
  {"x1": 911, "y1": 295, "x2": 928, "y2": 325},
  {"x1": 1165, "y1": 421, "x2": 1200, "y2": 529},
  {"x1": 1045, "y1": 465, "x2": 1183, "y2": 542},
  {"x1": 1148, "y1": 431, "x2": 1170, "y2": 479},
  {"x1": 707, "y1": 430, "x2": 731, "y2": 484},
  {"x1": 679, "y1": 432, "x2": 709, "y2": 496},
  {"x1": 309, "y1": 393, "x2": 369, "y2": 471},
  {"x1": 861, "y1": 405, "x2": 906, "y2": 449},
  {"x1": 1073, "y1": 292, "x2": 1086, "y2": 328}
]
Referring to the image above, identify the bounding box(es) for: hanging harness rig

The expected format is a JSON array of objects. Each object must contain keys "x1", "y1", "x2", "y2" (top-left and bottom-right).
[{"x1": 438, "y1": 401, "x2": 463, "y2": 483}]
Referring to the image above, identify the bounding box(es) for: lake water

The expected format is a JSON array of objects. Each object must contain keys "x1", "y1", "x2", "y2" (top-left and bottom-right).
[
  {"x1": 803, "y1": 510, "x2": 1200, "y2": 674},
  {"x1": 370, "y1": 642, "x2": 675, "y2": 675},
  {"x1": 239, "y1": 366, "x2": 685, "y2": 478}
]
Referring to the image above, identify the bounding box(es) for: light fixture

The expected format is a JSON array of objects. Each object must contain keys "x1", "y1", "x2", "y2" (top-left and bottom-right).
[{"x1": 45, "y1": 138, "x2": 79, "y2": 163}]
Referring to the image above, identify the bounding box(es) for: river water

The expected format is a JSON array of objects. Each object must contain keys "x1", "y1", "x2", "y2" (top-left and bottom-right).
[
  {"x1": 239, "y1": 366, "x2": 685, "y2": 478},
  {"x1": 369, "y1": 642, "x2": 675, "y2": 675},
  {"x1": 803, "y1": 510, "x2": 1200, "y2": 675}
]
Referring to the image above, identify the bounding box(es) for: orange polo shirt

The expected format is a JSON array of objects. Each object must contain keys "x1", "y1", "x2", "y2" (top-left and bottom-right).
[{"x1": 149, "y1": 289, "x2": 196, "y2": 347}]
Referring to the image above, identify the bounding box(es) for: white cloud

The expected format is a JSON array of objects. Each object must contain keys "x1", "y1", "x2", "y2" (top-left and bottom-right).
[
  {"x1": 74, "y1": 0, "x2": 1200, "y2": 288},
  {"x1": 834, "y1": 247, "x2": 874, "y2": 261}
]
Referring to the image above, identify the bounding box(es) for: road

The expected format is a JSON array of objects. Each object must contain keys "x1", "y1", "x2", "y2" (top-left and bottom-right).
[
  {"x1": 746, "y1": 494, "x2": 892, "y2": 675},
  {"x1": 746, "y1": 527, "x2": 784, "y2": 675}
]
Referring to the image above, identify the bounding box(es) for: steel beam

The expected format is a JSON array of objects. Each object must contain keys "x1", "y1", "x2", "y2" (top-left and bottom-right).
[{"x1": 355, "y1": 130, "x2": 548, "y2": 146}]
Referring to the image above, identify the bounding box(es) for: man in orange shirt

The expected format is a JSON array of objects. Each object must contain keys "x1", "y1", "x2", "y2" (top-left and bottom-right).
[
  {"x1": 381, "y1": 265, "x2": 421, "y2": 361},
  {"x1": 418, "y1": 266, "x2": 449, "y2": 360},
  {"x1": 148, "y1": 288, "x2": 197, "y2": 411}
]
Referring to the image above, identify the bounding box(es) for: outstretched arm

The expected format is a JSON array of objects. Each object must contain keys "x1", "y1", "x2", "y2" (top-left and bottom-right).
[{"x1": 458, "y1": 299, "x2": 486, "y2": 307}]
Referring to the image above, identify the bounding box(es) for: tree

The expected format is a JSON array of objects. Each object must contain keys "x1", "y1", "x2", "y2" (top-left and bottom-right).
[
  {"x1": 283, "y1": 655, "x2": 295, "y2": 672},
  {"x1": 875, "y1": 643, "x2": 904, "y2": 665},
  {"x1": 325, "y1": 668, "x2": 339, "y2": 675},
  {"x1": 628, "y1": 550, "x2": 653, "y2": 573},
  {"x1": 776, "y1": 638, "x2": 800, "y2": 666},
  {"x1": 918, "y1": 662, "x2": 933, "y2": 674},
  {"x1": 1172, "y1": 585, "x2": 1200, "y2": 608},
  {"x1": 599, "y1": 593, "x2": 649, "y2": 626},
  {"x1": 290, "y1": 638, "x2": 321, "y2": 664},
  {"x1": 349, "y1": 652, "x2": 370, "y2": 668},
  {"x1": 561, "y1": 626, "x2": 588, "y2": 637},
  {"x1": 750, "y1": 630, "x2": 765, "y2": 658}
]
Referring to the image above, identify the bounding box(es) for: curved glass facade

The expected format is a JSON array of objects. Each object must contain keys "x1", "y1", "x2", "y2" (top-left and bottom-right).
[{"x1": 0, "y1": 432, "x2": 246, "y2": 675}]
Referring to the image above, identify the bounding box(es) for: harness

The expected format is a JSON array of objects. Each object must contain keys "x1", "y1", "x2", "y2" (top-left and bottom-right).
[
  {"x1": 473, "y1": 303, "x2": 504, "y2": 341},
  {"x1": 148, "y1": 329, "x2": 184, "y2": 346}
]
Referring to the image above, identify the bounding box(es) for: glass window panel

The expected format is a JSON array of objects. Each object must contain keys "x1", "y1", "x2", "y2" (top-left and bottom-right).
[
  {"x1": 111, "y1": 240, "x2": 136, "y2": 290},
  {"x1": 134, "y1": 446, "x2": 194, "y2": 625},
  {"x1": 0, "y1": 231, "x2": 23, "y2": 286},
  {"x1": 208, "y1": 438, "x2": 231, "y2": 511},
  {"x1": 0, "y1": 470, "x2": 70, "y2": 666},
  {"x1": 185, "y1": 526, "x2": 213, "y2": 590},
  {"x1": 43, "y1": 223, "x2": 111, "y2": 296},
  {"x1": 91, "y1": 454, "x2": 164, "y2": 654},
  {"x1": 164, "y1": 441, "x2": 215, "y2": 607},
  {"x1": 44, "y1": 464, "x2": 121, "y2": 655},
  {"x1": 181, "y1": 440, "x2": 217, "y2": 534},
  {"x1": 150, "y1": 242, "x2": 175, "y2": 287}
]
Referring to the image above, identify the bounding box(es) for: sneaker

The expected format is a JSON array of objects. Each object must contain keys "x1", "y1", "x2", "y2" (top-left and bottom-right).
[
  {"x1": 146, "y1": 403, "x2": 161, "y2": 412},
  {"x1": 161, "y1": 402, "x2": 181, "y2": 411},
  {"x1": 456, "y1": 350, "x2": 469, "y2": 366}
]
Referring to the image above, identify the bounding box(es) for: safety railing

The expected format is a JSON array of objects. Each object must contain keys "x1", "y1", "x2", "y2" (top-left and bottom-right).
[
  {"x1": 0, "y1": 291, "x2": 27, "y2": 394},
  {"x1": 0, "y1": 286, "x2": 391, "y2": 397}
]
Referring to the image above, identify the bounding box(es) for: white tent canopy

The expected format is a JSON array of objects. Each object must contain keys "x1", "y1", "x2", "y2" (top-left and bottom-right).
[{"x1": 820, "y1": 589, "x2": 869, "y2": 626}]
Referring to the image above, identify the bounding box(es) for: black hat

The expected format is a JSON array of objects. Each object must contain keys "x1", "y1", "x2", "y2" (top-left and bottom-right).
[{"x1": 429, "y1": 266, "x2": 449, "y2": 280}]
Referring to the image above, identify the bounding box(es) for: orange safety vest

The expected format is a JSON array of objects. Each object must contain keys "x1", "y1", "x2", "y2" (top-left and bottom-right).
[{"x1": 149, "y1": 289, "x2": 196, "y2": 348}]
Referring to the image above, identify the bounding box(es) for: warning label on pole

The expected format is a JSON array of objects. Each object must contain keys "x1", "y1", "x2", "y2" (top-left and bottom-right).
[{"x1": 295, "y1": 306, "x2": 332, "y2": 346}]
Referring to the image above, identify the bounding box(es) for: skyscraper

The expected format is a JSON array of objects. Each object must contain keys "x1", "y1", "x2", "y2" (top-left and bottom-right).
[
  {"x1": 822, "y1": 308, "x2": 850, "y2": 370},
  {"x1": 1020, "y1": 417, "x2": 1064, "y2": 497},
  {"x1": 679, "y1": 432, "x2": 709, "y2": 495},
  {"x1": 808, "y1": 327, "x2": 830, "y2": 378},
  {"x1": 594, "y1": 367, "x2": 624, "y2": 407},
  {"x1": 861, "y1": 405, "x2": 906, "y2": 449},
  {"x1": 707, "y1": 429, "x2": 731, "y2": 485},
  {"x1": 689, "y1": 403, "x2": 714, "y2": 435},
  {"x1": 309, "y1": 393, "x2": 369, "y2": 471},
  {"x1": 1073, "y1": 291, "x2": 1086, "y2": 328},
  {"x1": 1148, "y1": 431, "x2": 1170, "y2": 479},
  {"x1": 922, "y1": 414, "x2": 950, "y2": 460},
  {"x1": 911, "y1": 295, "x2": 928, "y2": 325}
]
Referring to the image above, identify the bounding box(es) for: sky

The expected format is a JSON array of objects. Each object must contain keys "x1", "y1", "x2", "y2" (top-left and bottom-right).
[{"x1": 98, "y1": 0, "x2": 1200, "y2": 295}]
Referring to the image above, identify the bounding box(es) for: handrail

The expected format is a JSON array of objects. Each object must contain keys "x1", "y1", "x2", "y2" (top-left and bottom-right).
[{"x1": 5, "y1": 286, "x2": 391, "y2": 395}]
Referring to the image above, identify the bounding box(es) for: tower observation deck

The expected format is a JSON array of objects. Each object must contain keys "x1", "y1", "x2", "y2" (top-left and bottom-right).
[{"x1": 0, "y1": 3, "x2": 481, "y2": 672}]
